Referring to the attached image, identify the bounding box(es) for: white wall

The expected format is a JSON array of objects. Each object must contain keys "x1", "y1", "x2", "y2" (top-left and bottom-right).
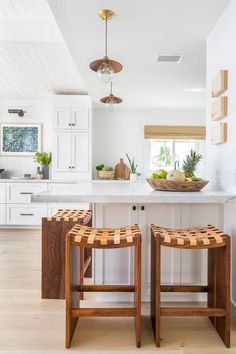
[
  {"x1": 206, "y1": 0, "x2": 236, "y2": 191},
  {"x1": 0, "y1": 100, "x2": 53, "y2": 178},
  {"x1": 206, "y1": 0, "x2": 236, "y2": 308},
  {"x1": 93, "y1": 107, "x2": 205, "y2": 178}
]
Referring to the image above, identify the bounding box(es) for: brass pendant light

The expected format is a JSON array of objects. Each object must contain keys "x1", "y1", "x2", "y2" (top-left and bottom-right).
[
  {"x1": 100, "y1": 82, "x2": 122, "y2": 111},
  {"x1": 89, "y1": 9, "x2": 123, "y2": 83}
]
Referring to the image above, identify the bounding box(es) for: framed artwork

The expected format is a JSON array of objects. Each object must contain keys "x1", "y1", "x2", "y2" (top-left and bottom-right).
[
  {"x1": 211, "y1": 122, "x2": 227, "y2": 145},
  {"x1": 0, "y1": 123, "x2": 41, "y2": 155},
  {"x1": 211, "y1": 70, "x2": 228, "y2": 97},
  {"x1": 211, "y1": 96, "x2": 228, "y2": 121}
]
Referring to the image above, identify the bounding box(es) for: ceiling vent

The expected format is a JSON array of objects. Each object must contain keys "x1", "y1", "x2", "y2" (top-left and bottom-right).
[{"x1": 157, "y1": 54, "x2": 184, "y2": 63}]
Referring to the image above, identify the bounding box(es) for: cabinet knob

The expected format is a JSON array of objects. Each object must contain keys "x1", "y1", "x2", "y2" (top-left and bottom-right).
[
  {"x1": 141, "y1": 206, "x2": 145, "y2": 211},
  {"x1": 69, "y1": 166, "x2": 71, "y2": 169},
  {"x1": 72, "y1": 166, "x2": 75, "y2": 169},
  {"x1": 69, "y1": 123, "x2": 71, "y2": 126},
  {"x1": 132, "y1": 206, "x2": 136, "y2": 211}
]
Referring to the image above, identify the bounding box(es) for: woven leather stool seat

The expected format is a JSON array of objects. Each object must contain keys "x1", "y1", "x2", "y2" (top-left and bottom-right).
[
  {"x1": 67, "y1": 224, "x2": 140, "y2": 247},
  {"x1": 47, "y1": 209, "x2": 92, "y2": 225},
  {"x1": 151, "y1": 224, "x2": 226, "y2": 248}
]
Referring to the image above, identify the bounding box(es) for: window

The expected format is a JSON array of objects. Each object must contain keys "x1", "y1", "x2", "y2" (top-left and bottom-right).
[{"x1": 147, "y1": 139, "x2": 205, "y2": 176}]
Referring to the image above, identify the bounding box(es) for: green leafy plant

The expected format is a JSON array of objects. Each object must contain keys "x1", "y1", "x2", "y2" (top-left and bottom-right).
[
  {"x1": 126, "y1": 153, "x2": 138, "y2": 173},
  {"x1": 96, "y1": 164, "x2": 105, "y2": 171},
  {"x1": 34, "y1": 152, "x2": 52, "y2": 166}
]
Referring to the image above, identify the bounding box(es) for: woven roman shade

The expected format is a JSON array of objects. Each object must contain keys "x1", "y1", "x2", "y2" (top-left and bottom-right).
[{"x1": 144, "y1": 125, "x2": 206, "y2": 140}]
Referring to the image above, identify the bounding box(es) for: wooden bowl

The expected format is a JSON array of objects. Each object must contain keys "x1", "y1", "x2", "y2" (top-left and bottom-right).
[
  {"x1": 97, "y1": 170, "x2": 114, "y2": 180},
  {"x1": 146, "y1": 178, "x2": 209, "y2": 192}
]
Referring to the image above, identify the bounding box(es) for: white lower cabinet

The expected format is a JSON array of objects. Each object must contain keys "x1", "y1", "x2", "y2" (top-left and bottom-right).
[
  {"x1": 6, "y1": 183, "x2": 47, "y2": 203},
  {"x1": 93, "y1": 203, "x2": 224, "y2": 301},
  {"x1": 7, "y1": 204, "x2": 48, "y2": 226},
  {"x1": 0, "y1": 204, "x2": 5, "y2": 224}
]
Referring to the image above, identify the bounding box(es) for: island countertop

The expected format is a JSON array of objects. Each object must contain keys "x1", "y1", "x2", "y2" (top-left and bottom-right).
[{"x1": 31, "y1": 181, "x2": 236, "y2": 204}]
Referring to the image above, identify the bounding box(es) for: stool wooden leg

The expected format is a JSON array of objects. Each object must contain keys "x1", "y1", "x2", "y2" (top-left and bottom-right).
[
  {"x1": 134, "y1": 236, "x2": 142, "y2": 348},
  {"x1": 208, "y1": 237, "x2": 230, "y2": 348},
  {"x1": 80, "y1": 247, "x2": 84, "y2": 300},
  {"x1": 150, "y1": 229, "x2": 161, "y2": 347},
  {"x1": 65, "y1": 236, "x2": 80, "y2": 349}
]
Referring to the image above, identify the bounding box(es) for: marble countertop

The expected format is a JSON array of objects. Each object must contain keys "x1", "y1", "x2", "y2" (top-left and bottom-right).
[{"x1": 31, "y1": 181, "x2": 236, "y2": 204}]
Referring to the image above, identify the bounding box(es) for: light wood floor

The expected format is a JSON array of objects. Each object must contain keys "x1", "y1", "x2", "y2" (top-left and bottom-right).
[{"x1": 0, "y1": 229, "x2": 236, "y2": 353}]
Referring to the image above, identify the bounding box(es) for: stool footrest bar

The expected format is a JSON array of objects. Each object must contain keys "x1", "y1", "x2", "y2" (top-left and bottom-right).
[
  {"x1": 71, "y1": 308, "x2": 136, "y2": 317},
  {"x1": 160, "y1": 307, "x2": 226, "y2": 317},
  {"x1": 161, "y1": 285, "x2": 209, "y2": 293},
  {"x1": 78, "y1": 285, "x2": 135, "y2": 292}
]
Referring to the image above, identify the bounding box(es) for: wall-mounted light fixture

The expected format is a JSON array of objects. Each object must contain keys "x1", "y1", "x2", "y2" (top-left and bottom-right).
[{"x1": 8, "y1": 109, "x2": 26, "y2": 117}]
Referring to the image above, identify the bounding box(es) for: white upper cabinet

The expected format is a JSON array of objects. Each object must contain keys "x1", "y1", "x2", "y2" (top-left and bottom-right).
[
  {"x1": 72, "y1": 132, "x2": 89, "y2": 172},
  {"x1": 73, "y1": 108, "x2": 89, "y2": 130},
  {"x1": 54, "y1": 131, "x2": 72, "y2": 171},
  {"x1": 54, "y1": 107, "x2": 71, "y2": 129},
  {"x1": 54, "y1": 107, "x2": 89, "y2": 130}
]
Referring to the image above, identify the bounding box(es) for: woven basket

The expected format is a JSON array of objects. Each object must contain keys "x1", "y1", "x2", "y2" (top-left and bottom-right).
[
  {"x1": 146, "y1": 178, "x2": 208, "y2": 192},
  {"x1": 97, "y1": 170, "x2": 114, "y2": 180}
]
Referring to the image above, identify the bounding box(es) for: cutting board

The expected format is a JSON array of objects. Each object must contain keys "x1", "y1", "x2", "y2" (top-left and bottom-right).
[{"x1": 114, "y1": 158, "x2": 130, "y2": 180}]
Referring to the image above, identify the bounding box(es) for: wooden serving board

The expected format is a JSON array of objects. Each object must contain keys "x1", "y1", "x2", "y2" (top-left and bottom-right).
[{"x1": 114, "y1": 158, "x2": 130, "y2": 180}]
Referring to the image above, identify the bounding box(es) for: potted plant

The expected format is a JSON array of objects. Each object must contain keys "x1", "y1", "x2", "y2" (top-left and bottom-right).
[
  {"x1": 96, "y1": 164, "x2": 114, "y2": 180},
  {"x1": 34, "y1": 152, "x2": 52, "y2": 180},
  {"x1": 126, "y1": 154, "x2": 138, "y2": 182}
]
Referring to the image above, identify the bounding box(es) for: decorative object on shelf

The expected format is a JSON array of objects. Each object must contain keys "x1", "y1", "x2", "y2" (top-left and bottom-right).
[
  {"x1": 211, "y1": 96, "x2": 228, "y2": 121},
  {"x1": 146, "y1": 178, "x2": 208, "y2": 192},
  {"x1": 8, "y1": 109, "x2": 26, "y2": 117},
  {"x1": 89, "y1": 9, "x2": 123, "y2": 83},
  {"x1": 126, "y1": 154, "x2": 138, "y2": 182},
  {"x1": 211, "y1": 70, "x2": 228, "y2": 97},
  {"x1": 36, "y1": 167, "x2": 43, "y2": 180},
  {"x1": 114, "y1": 158, "x2": 130, "y2": 180},
  {"x1": 211, "y1": 122, "x2": 227, "y2": 145},
  {"x1": 0, "y1": 123, "x2": 41, "y2": 156},
  {"x1": 34, "y1": 152, "x2": 52, "y2": 180},
  {"x1": 100, "y1": 82, "x2": 122, "y2": 111},
  {"x1": 96, "y1": 164, "x2": 114, "y2": 179}
]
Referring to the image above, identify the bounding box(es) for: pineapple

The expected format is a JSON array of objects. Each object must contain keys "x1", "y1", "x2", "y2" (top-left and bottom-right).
[{"x1": 183, "y1": 149, "x2": 203, "y2": 179}]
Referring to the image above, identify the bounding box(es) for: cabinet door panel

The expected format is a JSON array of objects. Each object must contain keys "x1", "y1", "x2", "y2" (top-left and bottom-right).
[
  {"x1": 0, "y1": 184, "x2": 5, "y2": 203},
  {"x1": 0, "y1": 204, "x2": 5, "y2": 224},
  {"x1": 72, "y1": 132, "x2": 89, "y2": 172},
  {"x1": 54, "y1": 132, "x2": 72, "y2": 172},
  {"x1": 7, "y1": 183, "x2": 46, "y2": 203},
  {"x1": 73, "y1": 108, "x2": 89, "y2": 130},
  {"x1": 94, "y1": 204, "x2": 136, "y2": 295},
  {"x1": 7, "y1": 204, "x2": 47, "y2": 225},
  {"x1": 54, "y1": 108, "x2": 71, "y2": 129}
]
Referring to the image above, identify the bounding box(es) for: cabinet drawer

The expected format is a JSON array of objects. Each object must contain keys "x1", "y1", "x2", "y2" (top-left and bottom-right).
[
  {"x1": 7, "y1": 183, "x2": 47, "y2": 203},
  {"x1": 48, "y1": 203, "x2": 90, "y2": 217},
  {"x1": 0, "y1": 204, "x2": 5, "y2": 224},
  {"x1": 7, "y1": 204, "x2": 47, "y2": 225},
  {"x1": 0, "y1": 183, "x2": 5, "y2": 203}
]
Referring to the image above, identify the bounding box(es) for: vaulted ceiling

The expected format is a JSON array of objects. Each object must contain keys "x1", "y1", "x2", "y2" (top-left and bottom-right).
[{"x1": 0, "y1": 0, "x2": 86, "y2": 99}]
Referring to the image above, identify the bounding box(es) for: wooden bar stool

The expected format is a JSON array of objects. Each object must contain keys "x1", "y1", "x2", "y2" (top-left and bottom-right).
[
  {"x1": 65, "y1": 224, "x2": 142, "y2": 348},
  {"x1": 150, "y1": 224, "x2": 230, "y2": 348},
  {"x1": 42, "y1": 209, "x2": 92, "y2": 299}
]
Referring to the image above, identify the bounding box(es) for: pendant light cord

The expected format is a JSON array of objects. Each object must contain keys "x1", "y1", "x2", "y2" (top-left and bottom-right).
[
  {"x1": 110, "y1": 81, "x2": 113, "y2": 94},
  {"x1": 105, "y1": 19, "x2": 108, "y2": 57}
]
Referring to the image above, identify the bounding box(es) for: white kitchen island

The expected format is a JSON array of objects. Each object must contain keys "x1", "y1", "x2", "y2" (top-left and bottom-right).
[{"x1": 32, "y1": 181, "x2": 236, "y2": 303}]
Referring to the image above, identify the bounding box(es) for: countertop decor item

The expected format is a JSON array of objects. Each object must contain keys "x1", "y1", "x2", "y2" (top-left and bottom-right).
[
  {"x1": 89, "y1": 9, "x2": 123, "y2": 83},
  {"x1": 211, "y1": 70, "x2": 228, "y2": 97},
  {"x1": 126, "y1": 153, "x2": 138, "y2": 181},
  {"x1": 114, "y1": 158, "x2": 130, "y2": 180},
  {"x1": 146, "y1": 178, "x2": 208, "y2": 192},
  {"x1": 96, "y1": 164, "x2": 114, "y2": 180},
  {"x1": 0, "y1": 123, "x2": 41, "y2": 156},
  {"x1": 100, "y1": 82, "x2": 122, "y2": 111},
  {"x1": 34, "y1": 152, "x2": 52, "y2": 180}
]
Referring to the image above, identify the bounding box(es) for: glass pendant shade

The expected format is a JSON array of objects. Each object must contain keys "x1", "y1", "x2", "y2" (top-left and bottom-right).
[{"x1": 97, "y1": 61, "x2": 115, "y2": 83}]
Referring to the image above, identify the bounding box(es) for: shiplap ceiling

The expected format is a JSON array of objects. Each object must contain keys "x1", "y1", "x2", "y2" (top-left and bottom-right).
[{"x1": 0, "y1": 0, "x2": 87, "y2": 98}]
